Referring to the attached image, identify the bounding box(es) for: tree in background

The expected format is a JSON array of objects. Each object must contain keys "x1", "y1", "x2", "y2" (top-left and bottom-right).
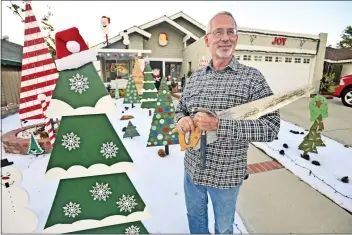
[
  {"x1": 123, "y1": 75, "x2": 140, "y2": 106},
  {"x1": 140, "y1": 64, "x2": 157, "y2": 116},
  {"x1": 146, "y1": 77, "x2": 179, "y2": 155},
  {"x1": 337, "y1": 25, "x2": 352, "y2": 48},
  {"x1": 298, "y1": 95, "x2": 328, "y2": 159},
  {"x1": 8, "y1": 1, "x2": 56, "y2": 59}
]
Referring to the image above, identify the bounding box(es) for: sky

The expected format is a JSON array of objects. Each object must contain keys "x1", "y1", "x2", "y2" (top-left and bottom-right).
[{"x1": 1, "y1": 1, "x2": 351, "y2": 47}]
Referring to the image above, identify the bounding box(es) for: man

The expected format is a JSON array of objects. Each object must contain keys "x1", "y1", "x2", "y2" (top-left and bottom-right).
[{"x1": 174, "y1": 11, "x2": 280, "y2": 234}]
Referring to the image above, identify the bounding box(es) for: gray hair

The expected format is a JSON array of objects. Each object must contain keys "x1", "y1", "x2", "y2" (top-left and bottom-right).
[{"x1": 206, "y1": 11, "x2": 237, "y2": 33}]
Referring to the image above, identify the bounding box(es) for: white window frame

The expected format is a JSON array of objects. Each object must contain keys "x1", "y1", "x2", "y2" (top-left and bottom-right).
[
  {"x1": 254, "y1": 55, "x2": 262, "y2": 61},
  {"x1": 275, "y1": 56, "x2": 283, "y2": 62},
  {"x1": 303, "y1": 58, "x2": 310, "y2": 64},
  {"x1": 236, "y1": 55, "x2": 241, "y2": 60},
  {"x1": 243, "y1": 55, "x2": 251, "y2": 61},
  {"x1": 285, "y1": 57, "x2": 292, "y2": 63},
  {"x1": 265, "y1": 56, "x2": 273, "y2": 62},
  {"x1": 294, "y1": 58, "x2": 301, "y2": 63}
]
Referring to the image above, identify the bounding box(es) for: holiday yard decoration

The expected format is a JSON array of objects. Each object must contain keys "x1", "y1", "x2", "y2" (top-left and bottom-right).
[
  {"x1": 19, "y1": 2, "x2": 58, "y2": 145},
  {"x1": 132, "y1": 57, "x2": 144, "y2": 95},
  {"x1": 298, "y1": 95, "x2": 328, "y2": 159},
  {"x1": 141, "y1": 64, "x2": 158, "y2": 116},
  {"x1": 42, "y1": 27, "x2": 151, "y2": 234},
  {"x1": 123, "y1": 121, "x2": 140, "y2": 139},
  {"x1": 27, "y1": 133, "x2": 44, "y2": 155},
  {"x1": 146, "y1": 77, "x2": 179, "y2": 155},
  {"x1": 123, "y1": 75, "x2": 141, "y2": 106},
  {"x1": 1, "y1": 159, "x2": 39, "y2": 233}
]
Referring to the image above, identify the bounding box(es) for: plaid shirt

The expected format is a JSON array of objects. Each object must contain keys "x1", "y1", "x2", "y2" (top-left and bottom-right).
[{"x1": 175, "y1": 56, "x2": 280, "y2": 189}]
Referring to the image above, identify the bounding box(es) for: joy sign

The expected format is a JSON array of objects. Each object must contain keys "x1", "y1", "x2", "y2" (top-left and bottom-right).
[{"x1": 272, "y1": 37, "x2": 287, "y2": 46}]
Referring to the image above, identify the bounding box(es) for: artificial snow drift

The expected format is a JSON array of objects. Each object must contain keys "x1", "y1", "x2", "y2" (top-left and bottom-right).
[
  {"x1": 253, "y1": 119, "x2": 352, "y2": 213},
  {"x1": 1, "y1": 99, "x2": 248, "y2": 234}
]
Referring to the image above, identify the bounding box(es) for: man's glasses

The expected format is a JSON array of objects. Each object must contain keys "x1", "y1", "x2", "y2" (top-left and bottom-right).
[{"x1": 208, "y1": 28, "x2": 237, "y2": 38}]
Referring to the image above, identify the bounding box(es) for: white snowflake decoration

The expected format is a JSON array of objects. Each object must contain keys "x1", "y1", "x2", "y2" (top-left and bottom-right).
[
  {"x1": 62, "y1": 132, "x2": 80, "y2": 151},
  {"x1": 125, "y1": 225, "x2": 140, "y2": 234},
  {"x1": 69, "y1": 73, "x2": 89, "y2": 94},
  {"x1": 101, "y1": 142, "x2": 118, "y2": 159},
  {"x1": 116, "y1": 194, "x2": 138, "y2": 212},
  {"x1": 63, "y1": 202, "x2": 81, "y2": 218},
  {"x1": 89, "y1": 182, "x2": 112, "y2": 201}
]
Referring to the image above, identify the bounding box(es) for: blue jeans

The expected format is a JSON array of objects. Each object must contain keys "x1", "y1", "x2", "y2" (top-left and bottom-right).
[{"x1": 184, "y1": 170, "x2": 242, "y2": 234}]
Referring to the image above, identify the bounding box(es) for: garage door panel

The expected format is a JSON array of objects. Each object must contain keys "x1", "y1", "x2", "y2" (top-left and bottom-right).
[{"x1": 238, "y1": 54, "x2": 313, "y2": 94}]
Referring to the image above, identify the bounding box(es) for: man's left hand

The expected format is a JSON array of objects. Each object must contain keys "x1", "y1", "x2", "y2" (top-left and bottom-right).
[{"x1": 193, "y1": 112, "x2": 219, "y2": 131}]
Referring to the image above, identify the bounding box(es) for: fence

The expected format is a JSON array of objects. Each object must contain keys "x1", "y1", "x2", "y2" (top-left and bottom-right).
[{"x1": 1, "y1": 66, "x2": 21, "y2": 106}]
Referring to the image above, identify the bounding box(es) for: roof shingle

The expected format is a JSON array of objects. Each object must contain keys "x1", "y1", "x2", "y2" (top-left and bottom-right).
[{"x1": 325, "y1": 46, "x2": 352, "y2": 61}]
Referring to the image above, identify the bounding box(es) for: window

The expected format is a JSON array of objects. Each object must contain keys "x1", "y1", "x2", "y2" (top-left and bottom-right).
[
  {"x1": 303, "y1": 58, "x2": 310, "y2": 64},
  {"x1": 285, "y1": 57, "x2": 292, "y2": 63},
  {"x1": 265, "y1": 56, "x2": 273, "y2": 62},
  {"x1": 294, "y1": 58, "x2": 301, "y2": 63},
  {"x1": 275, "y1": 57, "x2": 283, "y2": 62},
  {"x1": 254, "y1": 56, "x2": 262, "y2": 61},
  {"x1": 235, "y1": 55, "x2": 241, "y2": 60},
  {"x1": 243, "y1": 55, "x2": 251, "y2": 61}
]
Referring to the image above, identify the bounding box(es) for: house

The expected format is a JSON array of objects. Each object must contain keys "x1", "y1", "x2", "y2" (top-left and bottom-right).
[
  {"x1": 91, "y1": 11, "x2": 327, "y2": 94},
  {"x1": 323, "y1": 46, "x2": 352, "y2": 78},
  {"x1": 1, "y1": 37, "x2": 23, "y2": 108}
]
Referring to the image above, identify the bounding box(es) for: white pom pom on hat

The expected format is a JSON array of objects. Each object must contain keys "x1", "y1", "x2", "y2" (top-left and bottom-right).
[{"x1": 66, "y1": 41, "x2": 80, "y2": 53}]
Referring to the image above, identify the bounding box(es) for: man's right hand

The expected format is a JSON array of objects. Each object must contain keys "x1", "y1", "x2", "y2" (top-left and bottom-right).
[{"x1": 176, "y1": 116, "x2": 195, "y2": 134}]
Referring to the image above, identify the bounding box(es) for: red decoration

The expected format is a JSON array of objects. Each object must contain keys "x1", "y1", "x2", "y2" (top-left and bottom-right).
[
  {"x1": 163, "y1": 127, "x2": 169, "y2": 133},
  {"x1": 158, "y1": 107, "x2": 163, "y2": 113},
  {"x1": 272, "y1": 37, "x2": 287, "y2": 46}
]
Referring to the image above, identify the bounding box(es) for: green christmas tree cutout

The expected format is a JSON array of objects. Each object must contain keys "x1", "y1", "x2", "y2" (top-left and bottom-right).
[
  {"x1": 27, "y1": 133, "x2": 44, "y2": 155},
  {"x1": 140, "y1": 64, "x2": 157, "y2": 115},
  {"x1": 123, "y1": 75, "x2": 140, "y2": 105},
  {"x1": 43, "y1": 28, "x2": 151, "y2": 234},
  {"x1": 146, "y1": 77, "x2": 179, "y2": 155},
  {"x1": 123, "y1": 121, "x2": 140, "y2": 139},
  {"x1": 298, "y1": 95, "x2": 328, "y2": 157}
]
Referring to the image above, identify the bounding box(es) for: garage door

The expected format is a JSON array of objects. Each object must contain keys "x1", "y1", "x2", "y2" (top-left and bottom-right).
[{"x1": 236, "y1": 53, "x2": 314, "y2": 94}]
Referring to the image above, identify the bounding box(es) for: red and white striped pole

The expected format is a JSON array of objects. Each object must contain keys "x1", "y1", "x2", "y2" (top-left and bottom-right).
[{"x1": 38, "y1": 94, "x2": 55, "y2": 146}]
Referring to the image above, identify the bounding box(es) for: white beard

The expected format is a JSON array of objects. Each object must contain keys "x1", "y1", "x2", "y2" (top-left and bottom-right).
[{"x1": 216, "y1": 48, "x2": 233, "y2": 59}]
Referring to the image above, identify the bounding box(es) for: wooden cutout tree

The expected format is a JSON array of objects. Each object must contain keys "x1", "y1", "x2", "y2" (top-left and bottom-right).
[
  {"x1": 27, "y1": 133, "x2": 44, "y2": 155},
  {"x1": 140, "y1": 64, "x2": 157, "y2": 116},
  {"x1": 146, "y1": 77, "x2": 179, "y2": 155},
  {"x1": 123, "y1": 75, "x2": 140, "y2": 106},
  {"x1": 132, "y1": 57, "x2": 144, "y2": 96},
  {"x1": 298, "y1": 95, "x2": 328, "y2": 158},
  {"x1": 123, "y1": 121, "x2": 140, "y2": 139}
]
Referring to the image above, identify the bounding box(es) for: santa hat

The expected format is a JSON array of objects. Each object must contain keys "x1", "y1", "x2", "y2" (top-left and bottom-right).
[{"x1": 55, "y1": 27, "x2": 97, "y2": 71}]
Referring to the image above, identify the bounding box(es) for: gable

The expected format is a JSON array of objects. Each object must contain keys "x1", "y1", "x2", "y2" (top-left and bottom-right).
[
  {"x1": 172, "y1": 17, "x2": 206, "y2": 38},
  {"x1": 139, "y1": 16, "x2": 199, "y2": 41}
]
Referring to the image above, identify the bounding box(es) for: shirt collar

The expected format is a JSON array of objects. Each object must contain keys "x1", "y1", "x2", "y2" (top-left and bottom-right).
[{"x1": 206, "y1": 55, "x2": 238, "y2": 72}]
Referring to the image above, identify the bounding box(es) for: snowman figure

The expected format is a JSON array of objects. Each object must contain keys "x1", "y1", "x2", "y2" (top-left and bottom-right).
[{"x1": 1, "y1": 159, "x2": 38, "y2": 233}]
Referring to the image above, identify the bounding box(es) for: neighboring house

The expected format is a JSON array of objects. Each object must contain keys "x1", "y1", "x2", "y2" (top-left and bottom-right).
[
  {"x1": 91, "y1": 11, "x2": 206, "y2": 85},
  {"x1": 324, "y1": 46, "x2": 352, "y2": 78},
  {"x1": 1, "y1": 38, "x2": 23, "y2": 107},
  {"x1": 91, "y1": 11, "x2": 327, "y2": 94}
]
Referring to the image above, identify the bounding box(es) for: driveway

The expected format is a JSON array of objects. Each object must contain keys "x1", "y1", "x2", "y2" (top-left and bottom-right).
[{"x1": 279, "y1": 97, "x2": 352, "y2": 146}]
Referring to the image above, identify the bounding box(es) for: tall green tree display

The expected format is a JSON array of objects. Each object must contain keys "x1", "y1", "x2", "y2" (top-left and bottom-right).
[
  {"x1": 146, "y1": 77, "x2": 179, "y2": 155},
  {"x1": 298, "y1": 95, "x2": 328, "y2": 158},
  {"x1": 123, "y1": 75, "x2": 140, "y2": 105},
  {"x1": 140, "y1": 64, "x2": 157, "y2": 116},
  {"x1": 42, "y1": 27, "x2": 150, "y2": 234}
]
